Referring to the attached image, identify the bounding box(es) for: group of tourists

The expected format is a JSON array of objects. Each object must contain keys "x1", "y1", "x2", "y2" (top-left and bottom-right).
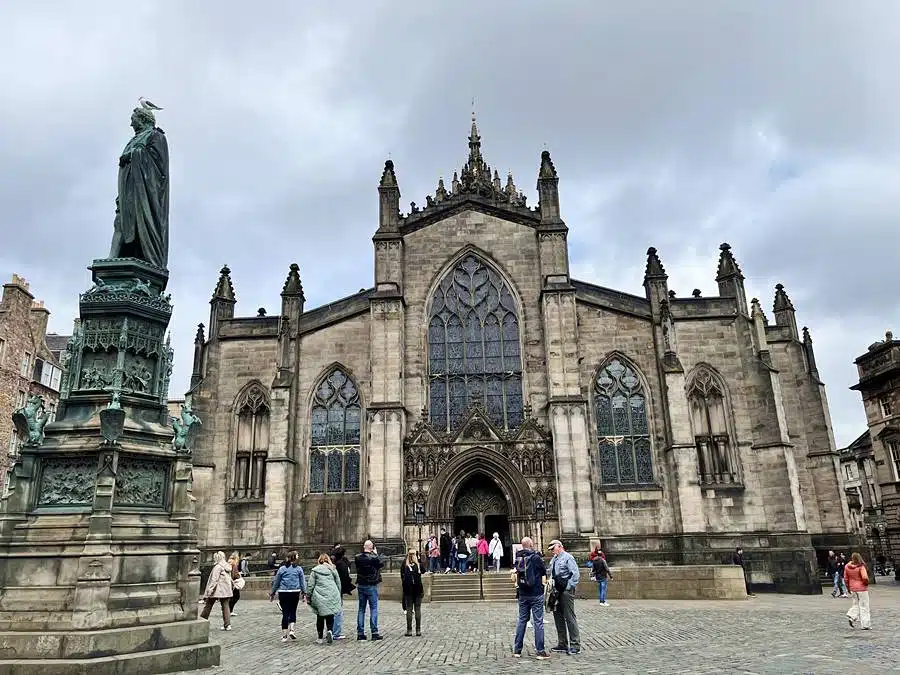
[{"x1": 424, "y1": 529, "x2": 504, "y2": 573}]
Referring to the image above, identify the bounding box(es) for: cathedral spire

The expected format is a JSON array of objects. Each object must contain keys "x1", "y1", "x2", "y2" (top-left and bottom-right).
[
  {"x1": 280, "y1": 263, "x2": 305, "y2": 330},
  {"x1": 209, "y1": 265, "x2": 236, "y2": 340},
  {"x1": 190, "y1": 323, "x2": 205, "y2": 390},
  {"x1": 715, "y1": 243, "x2": 748, "y2": 315},
  {"x1": 468, "y1": 109, "x2": 483, "y2": 165},
  {"x1": 211, "y1": 265, "x2": 235, "y2": 302},
  {"x1": 536, "y1": 150, "x2": 561, "y2": 224},
  {"x1": 644, "y1": 246, "x2": 668, "y2": 281},
  {"x1": 377, "y1": 159, "x2": 401, "y2": 232},
  {"x1": 773, "y1": 283, "x2": 799, "y2": 340}
]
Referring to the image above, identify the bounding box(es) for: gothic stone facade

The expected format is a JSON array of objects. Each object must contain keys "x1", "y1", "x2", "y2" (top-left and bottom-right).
[
  {"x1": 188, "y1": 120, "x2": 855, "y2": 592},
  {"x1": 850, "y1": 332, "x2": 900, "y2": 580}
]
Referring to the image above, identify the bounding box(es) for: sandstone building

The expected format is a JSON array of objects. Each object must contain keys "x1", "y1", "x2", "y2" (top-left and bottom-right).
[
  {"x1": 0, "y1": 275, "x2": 66, "y2": 491},
  {"x1": 188, "y1": 119, "x2": 856, "y2": 592},
  {"x1": 850, "y1": 332, "x2": 900, "y2": 577}
]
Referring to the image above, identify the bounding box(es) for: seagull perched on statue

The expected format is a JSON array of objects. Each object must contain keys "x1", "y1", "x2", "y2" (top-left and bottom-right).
[{"x1": 139, "y1": 97, "x2": 163, "y2": 111}]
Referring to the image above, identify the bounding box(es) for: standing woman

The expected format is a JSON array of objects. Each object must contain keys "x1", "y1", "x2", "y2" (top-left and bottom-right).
[
  {"x1": 844, "y1": 552, "x2": 872, "y2": 630},
  {"x1": 428, "y1": 535, "x2": 441, "y2": 573},
  {"x1": 270, "y1": 551, "x2": 307, "y2": 642},
  {"x1": 401, "y1": 549, "x2": 425, "y2": 636},
  {"x1": 227, "y1": 552, "x2": 244, "y2": 616},
  {"x1": 200, "y1": 551, "x2": 233, "y2": 631},
  {"x1": 476, "y1": 533, "x2": 489, "y2": 571},
  {"x1": 489, "y1": 532, "x2": 504, "y2": 572},
  {"x1": 307, "y1": 553, "x2": 343, "y2": 644}
]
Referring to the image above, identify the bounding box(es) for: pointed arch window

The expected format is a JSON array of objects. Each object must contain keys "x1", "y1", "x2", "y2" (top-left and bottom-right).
[
  {"x1": 309, "y1": 367, "x2": 361, "y2": 494},
  {"x1": 595, "y1": 358, "x2": 654, "y2": 485},
  {"x1": 687, "y1": 367, "x2": 739, "y2": 484},
  {"x1": 427, "y1": 254, "x2": 524, "y2": 432},
  {"x1": 232, "y1": 384, "x2": 269, "y2": 500}
]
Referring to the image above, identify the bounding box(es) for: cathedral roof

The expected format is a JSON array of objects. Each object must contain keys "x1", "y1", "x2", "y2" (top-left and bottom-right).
[{"x1": 400, "y1": 113, "x2": 541, "y2": 233}]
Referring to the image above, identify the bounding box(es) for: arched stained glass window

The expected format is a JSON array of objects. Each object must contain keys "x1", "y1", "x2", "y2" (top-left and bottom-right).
[
  {"x1": 232, "y1": 383, "x2": 270, "y2": 500},
  {"x1": 595, "y1": 357, "x2": 653, "y2": 485},
  {"x1": 427, "y1": 254, "x2": 524, "y2": 431},
  {"x1": 309, "y1": 367, "x2": 361, "y2": 494}
]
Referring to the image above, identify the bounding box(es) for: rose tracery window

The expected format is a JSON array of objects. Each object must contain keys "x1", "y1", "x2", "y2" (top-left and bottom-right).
[
  {"x1": 427, "y1": 254, "x2": 524, "y2": 431},
  {"x1": 595, "y1": 358, "x2": 654, "y2": 485},
  {"x1": 687, "y1": 366, "x2": 739, "y2": 484},
  {"x1": 309, "y1": 368, "x2": 361, "y2": 494},
  {"x1": 232, "y1": 384, "x2": 269, "y2": 500}
]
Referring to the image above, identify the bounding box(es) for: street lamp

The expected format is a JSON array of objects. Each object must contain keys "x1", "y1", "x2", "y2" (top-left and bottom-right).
[
  {"x1": 535, "y1": 499, "x2": 546, "y2": 551},
  {"x1": 415, "y1": 503, "x2": 425, "y2": 558}
]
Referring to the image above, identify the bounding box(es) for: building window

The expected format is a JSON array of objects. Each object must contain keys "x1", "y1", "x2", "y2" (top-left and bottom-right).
[
  {"x1": 231, "y1": 383, "x2": 270, "y2": 500},
  {"x1": 889, "y1": 441, "x2": 900, "y2": 483},
  {"x1": 20, "y1": 352, "x2": 31, "y2": 377},
  {"x1": 595, "y1": 357, "x2": 654, "y2": 485},
  {"x1": 687, "y1": 365, "x2": 740, "y2": 484},
  {"x1": 8, "y1": 430, "x2": 18, "y2": 457},
  {"x1": 427, "y1": 254, "x2": 524, "y2": 432},
  {"x1": 843, "y1": 463, "x2": 856, "y2": 482},
  {"x1": 32, "y1": 358, "x2": 62, "y2": 392},
  {"x1": 0, "y1": 337, "x2": 6, "y2": 366},
  {"x1": 15, "y1": 390, "x2": 25, "y2": 409},
  {"x1": 309, "y1": 367, "x2": 361, "y2": 494},
  {"x1": 879, "y1": 396, "x2": 893, "y2": 418}
]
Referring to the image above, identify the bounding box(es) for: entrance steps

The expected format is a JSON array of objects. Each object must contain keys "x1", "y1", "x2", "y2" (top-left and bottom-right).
[{"x1": 429, "y1": 571, "x2": 517, "y2": 602}]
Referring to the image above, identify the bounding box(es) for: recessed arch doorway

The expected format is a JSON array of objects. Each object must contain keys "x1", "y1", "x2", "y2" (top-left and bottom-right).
[{"x1": 452, "y1": 472, "x2": 512, "y2": 568}]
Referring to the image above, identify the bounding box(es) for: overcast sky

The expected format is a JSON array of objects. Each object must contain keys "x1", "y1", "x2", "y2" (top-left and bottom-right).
[{"x1": 1, "y1": 1, "x2": 896, "y2": 447}]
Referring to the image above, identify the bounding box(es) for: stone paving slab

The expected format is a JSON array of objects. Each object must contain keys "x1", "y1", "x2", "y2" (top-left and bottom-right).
[{"x1": 177, "y1": 585, "x2": 900, "y2": 674}]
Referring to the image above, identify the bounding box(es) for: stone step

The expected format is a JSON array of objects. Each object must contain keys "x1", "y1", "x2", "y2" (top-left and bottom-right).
[
  {"x1": 0, "y1": 620, "x2": 211, "y2": 660},
  {"x1": 0, "y1": 642, "x2": 220, "y2": 675}
]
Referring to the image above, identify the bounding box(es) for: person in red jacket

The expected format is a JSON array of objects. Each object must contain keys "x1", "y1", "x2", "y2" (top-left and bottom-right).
[{"x1": 843, "y1": 552, "x2": 871, "y2": 630}]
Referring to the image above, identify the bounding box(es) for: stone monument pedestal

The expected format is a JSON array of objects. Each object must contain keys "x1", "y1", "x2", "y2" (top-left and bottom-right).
[{"x1": 0, "y1": 258, "x2": 218, "y2": 674}]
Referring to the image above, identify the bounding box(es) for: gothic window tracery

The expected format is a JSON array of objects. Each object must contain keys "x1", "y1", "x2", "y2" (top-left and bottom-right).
[
  {"x1": 309, "y1": 367, "x2": 362, "y2": 494},
  {"x1": 594, "y1": 357, "x2": 654, "y2": 485},
  {"x1": 687, "y1": 366, "x2": 739, "y2": 484},
  {"x1": 232, "y1": 383, "x2": 270, "y2": 500},
  {"x1": 427, "y1": 254, "x2": 524, "y2": 431}
]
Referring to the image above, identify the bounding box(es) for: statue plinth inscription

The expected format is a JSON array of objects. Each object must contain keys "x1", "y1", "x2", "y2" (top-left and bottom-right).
[{"x1": 0, "y1": 100, "x2": 219, "y2": 673}]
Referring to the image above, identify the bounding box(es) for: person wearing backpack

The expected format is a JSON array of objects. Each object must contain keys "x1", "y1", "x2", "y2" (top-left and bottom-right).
[{"x1": 511, "y1": 537, "x2": 550, "y2": 660}]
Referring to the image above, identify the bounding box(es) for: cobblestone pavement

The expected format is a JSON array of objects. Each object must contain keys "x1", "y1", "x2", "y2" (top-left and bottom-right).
[{"x1": 179, "y1": 584, "x2": 900, "y2": 674}]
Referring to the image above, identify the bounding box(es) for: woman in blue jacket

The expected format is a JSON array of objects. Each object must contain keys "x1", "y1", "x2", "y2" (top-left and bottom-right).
[{"x1": 270, "y1": 551, "x2": 307, "y2": 642}]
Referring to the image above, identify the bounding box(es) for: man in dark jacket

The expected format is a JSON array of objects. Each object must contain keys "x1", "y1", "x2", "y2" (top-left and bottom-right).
[
  {"x1": 439, "y1": 529, "x2": 452, "y2": 572},
  {"x1": 330, "y1": 545, "x2": 356, "y2": 640},
  {"x1": 354, "y1": 540, "x2": 384, "y2": 640},
  {"x1": 732, "y1": 547, "x2": 753, "y2": 596}
]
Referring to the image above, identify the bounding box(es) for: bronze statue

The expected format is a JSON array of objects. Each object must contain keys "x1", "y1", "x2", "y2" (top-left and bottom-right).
[
  {"x1": 109, "y1": 101, "x2": 169, "y2": 269},
  {"x1": 12, "y1": 395, "x2": 50, "y2": 447},
  {"x1": 172, "y1": 402, "x2": 202, "y2": 455}
]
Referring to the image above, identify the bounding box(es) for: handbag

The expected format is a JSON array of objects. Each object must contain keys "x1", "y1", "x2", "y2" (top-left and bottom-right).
[{"x1": 233, "y1": 575, "x2": 246, "y2": 591}]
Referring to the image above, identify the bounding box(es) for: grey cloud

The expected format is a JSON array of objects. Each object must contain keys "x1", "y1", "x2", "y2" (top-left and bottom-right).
[{"x1": 2, "y1": 1, "x2": 897, "y2": 446}]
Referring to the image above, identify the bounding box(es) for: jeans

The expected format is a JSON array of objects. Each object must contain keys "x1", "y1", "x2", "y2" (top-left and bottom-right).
[
  {"x1": 457, "y1": 556, "x2": 467, "y2": 573},
  {"x1": 356, "y1": 584, "x2": 379, "y2": 636},
  {"x1": 333, "y1": 598, "x2": 344, "y2": 637},
  {"x1": 597, "y1": 579, "x2": 608, "y2": 602},
  {"x1": 833, "y1": 571, "x2": 847, "y2": 596},
  {"x1": 552, "y1": 590, "x2": 581, "y2": 650},
  {"x1": 513, "y1": 594, "x2": 545, "y2": 654}
]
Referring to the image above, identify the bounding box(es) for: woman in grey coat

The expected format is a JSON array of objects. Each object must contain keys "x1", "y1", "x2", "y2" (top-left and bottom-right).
[{"x1": 307, "y1": 553, "x2": 343, "y2": 644}]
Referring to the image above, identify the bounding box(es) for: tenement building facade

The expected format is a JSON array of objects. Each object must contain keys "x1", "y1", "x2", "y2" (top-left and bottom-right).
[
  {"x1": 850, "y1": 332, "x2": 900, "y2": 579},
  {"x1": 0, "y1": 275, "x2": 66, "y2": 491},
  {"x1": 188, "y1": 119, "x2": 856, "y2": 592}
]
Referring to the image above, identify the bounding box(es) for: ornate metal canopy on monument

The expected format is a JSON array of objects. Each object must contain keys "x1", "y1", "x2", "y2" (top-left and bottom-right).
[
  {"x1": 403, "y1": 403, "x2": 558, "y2": 524},
  {"x1": 399, "y1": 113, "x2": 542, "y2": 235}
]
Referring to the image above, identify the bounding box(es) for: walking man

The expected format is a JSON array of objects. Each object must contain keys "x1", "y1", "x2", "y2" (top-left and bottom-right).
[
  {"x1": 512, "y1": 537, "x2": 550, "y2": 660},
  {"x1": 548, "y1": 539, "x2": 581, "y2": 655},
  {"x1": 354, "y1": 540, "x2": 384, "y2": 640}
]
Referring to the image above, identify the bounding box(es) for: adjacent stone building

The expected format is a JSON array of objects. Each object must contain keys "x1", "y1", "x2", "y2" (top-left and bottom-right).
[
  {"x1": 850, "y1": 332, "x2": 900, "y2": 577},
  {"x1": 0, "y1": 275, "x2": 67, "y2": 491},
  {"x1": 187, "y1": 118, "x2": 857, "y2": 592}
]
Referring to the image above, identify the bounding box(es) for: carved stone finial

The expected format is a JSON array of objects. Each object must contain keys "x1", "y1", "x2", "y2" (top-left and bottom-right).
[
  {"x1": 539, "y1": 150, "x2": 557, "y2": 180},
  {"x1": 194, "y1": 323, "x2": 205, "y2": 344},
  {"x1": 886, "y1": 330, "x2": 894, "y2": 342},
  {"x1": 379, "y1": 159, "x2": 398, "y2": 189},
  {"x1": 644, "y1": 247, "x2": 667, "y2": 280},
  {"x1": 692, "y1": 289, "x2": 702, "y2": 298},
  {"x1": 668, "y1": 290, "x2": 676, "y2": 299},
  {"x1": 802, "y1": 326, "x2": 812, "y2": 344},
  {"x1": 281, "y1": 262, "x2": 304, "y2": 299},
  {"x1": 716, "y1": 242, "x2": 744, "y2": 280},
  {"x1": 257, "y1": 307, "x2": 266, "y2": 317},
  {"x1": 773, "y1": 283, "x2": 795, "y2": 313},
  {"x1": 212, "y1": 265, "x2": 235, "y2": 302}
]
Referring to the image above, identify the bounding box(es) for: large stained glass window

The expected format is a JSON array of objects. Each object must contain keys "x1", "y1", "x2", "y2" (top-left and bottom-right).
[
  {"x1": 232, "y1": 383, "x2": 270, "y2": 500},
  {"x1": 427, "y1": 254, "x2": 524, "y2": 431},
  {"x1": 309, "y1": 367, "x2": 361, "y2": 494},
  {"x1": 595, "y1": 358, "x2": 654, "y2": 485}
]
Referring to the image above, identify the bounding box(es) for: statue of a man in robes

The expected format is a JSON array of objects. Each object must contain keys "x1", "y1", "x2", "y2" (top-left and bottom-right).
[{"x1": 108, "y1": 104, "x2": 169, "y2": 269}]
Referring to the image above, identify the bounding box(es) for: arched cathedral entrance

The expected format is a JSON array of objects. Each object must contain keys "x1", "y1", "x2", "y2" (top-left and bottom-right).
[{"x1": 452, "y1": 473, "x2": 511, "y2": 567}]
